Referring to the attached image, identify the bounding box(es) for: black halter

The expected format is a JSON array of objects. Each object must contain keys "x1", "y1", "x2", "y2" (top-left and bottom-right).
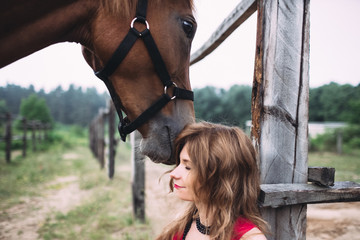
[{"x1": 95, "y1": 0, "x2": 194, "y2": 142}]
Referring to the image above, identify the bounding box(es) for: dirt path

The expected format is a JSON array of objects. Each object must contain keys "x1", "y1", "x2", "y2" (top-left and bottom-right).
[
  {"x1": 0, "y1": 153, "x2": 92, "y2": 240},
  {"x1": 145, "y1": 158, "x2": 360, "y2": 239},
  {"x1": 145, "y1": 159, "x2": 188, "y2": 237},
  {"x1": 307, "y1": 202, "x2": 360, "y2": 240}
]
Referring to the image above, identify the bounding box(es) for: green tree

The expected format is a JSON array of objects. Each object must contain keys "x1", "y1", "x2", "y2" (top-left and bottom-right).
[
  {"x1": 309, "y1": 82, "x2": 359, "y2": 123},
  {"x1": 1, "y1": 84, "x2": 108, "y2": 126},
  {"x1": 221, "y1": 85, "x2": 252, "y2": 127},
  {"x1": 0, "y1": 100, "x2": 7, "y2": 134},
  {"x1": 194, "y1": 86, "x2": 224, "y2": 122},
  {"x1": 309, "y1": 87, "x2": 324, "y2": 121},
  {"x1": 0, "y1": 84, "x2": 36, "y2": 115},
  {"x1": 0, "y1": 100, "x2": 7, "y2": 116},
  {"x1": 20, "y1": 94, "x2": 53, "y2": 124},
  {"x1": 194, "y1": 85, "x2": 252, "y2": 127},
  {"x1": 348, "y1": 99, "x2": 360, "y2": 125}
]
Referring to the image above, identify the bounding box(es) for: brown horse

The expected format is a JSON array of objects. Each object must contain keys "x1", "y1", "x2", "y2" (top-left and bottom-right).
[{"x1": 0, "y1": 0, "x2": 197, "y2": 164}]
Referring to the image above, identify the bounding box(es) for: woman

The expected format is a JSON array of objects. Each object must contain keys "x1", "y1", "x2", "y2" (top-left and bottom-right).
[{"x1": 156, "y1": 122, "x2": 268, "y2": 240}]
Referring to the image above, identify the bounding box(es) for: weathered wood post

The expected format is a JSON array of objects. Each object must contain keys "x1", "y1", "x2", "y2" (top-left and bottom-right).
[
  {"x1": 5, "y1": 112, "x2": 11, "y2": 163},
  {"x1": 45, "y1": 123, "x2": 50, "y2": 140},
  {"x1": 252, "y1": 0, "x2": 310, "y2": 239},
  {"x1": 89, "y1": 120, "x2": 96, "y2": 157},
  {"x1": 22, "y1": 118, "x2": 27, "y2": 158},
  {"x1": 108, "y1": 101, "x2": 116, "y2": 179},
  {"x1": 97, "y1": 110, "x2": 105, "y2": 169},
  {"x1": 41, "y1": 123, "x2": 46, "y2": 141},
  {"x1": 31, "y1": 121, "x2": 37, "y2": 152},
  {"x1": 131, "y1": 131, "x2": 145, "y2": 222},
  {"x1": 36, "y1": 121, "x2": 41, "y2": 143},
  {"x1": 336, "y1": 129, "x2": 343, "y2": 155}
]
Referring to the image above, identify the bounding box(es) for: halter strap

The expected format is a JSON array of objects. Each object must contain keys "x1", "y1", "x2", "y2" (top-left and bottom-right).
[{"x1": 95, "y1": 0, "x2": 194, "y2": 142}]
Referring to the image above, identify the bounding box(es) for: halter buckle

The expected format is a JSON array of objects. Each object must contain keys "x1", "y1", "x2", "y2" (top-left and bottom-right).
[
  {"x1": 164, "y1": 82, "x2": 178, "y2": 100},
  {"x1": 118, "y1": 116, "x2": 131, "y2": 142}
]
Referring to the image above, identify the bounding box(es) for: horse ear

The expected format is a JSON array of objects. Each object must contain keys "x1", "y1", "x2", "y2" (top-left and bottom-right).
[{"x1": 81, "y1": 46, "x2": 102, "y2": 72}]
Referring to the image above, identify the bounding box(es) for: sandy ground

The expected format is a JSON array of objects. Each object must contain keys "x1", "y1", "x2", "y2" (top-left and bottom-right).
[
  {"x1": 145, "y1": 158, "x2": 360, "y2": 240},
  {"x1": 307, "y1": 202, "x2": 360, "y2": 240},
  {"x1": 0, "y1": 153, "x2": 92, "y2": 240},
  {"x1": 1, "y1": 154, "x2": 359, "y2": 240}
]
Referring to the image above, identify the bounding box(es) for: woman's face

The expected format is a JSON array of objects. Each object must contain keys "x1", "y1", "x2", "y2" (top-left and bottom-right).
[{"x1": 170, "y1": 143, "x2": 196, "y2": 201}]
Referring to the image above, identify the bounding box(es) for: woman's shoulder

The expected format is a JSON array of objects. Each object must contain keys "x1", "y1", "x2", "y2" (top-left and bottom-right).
[
  {"x1": 240, "y1": 228, "x2": 267, "y2": 240},
  {"x1": 233, "y1": 217, "x2": 266, "y2": 240},
  {"x1": 233, "y1": 217, "x2": 256, "y2": 234}
]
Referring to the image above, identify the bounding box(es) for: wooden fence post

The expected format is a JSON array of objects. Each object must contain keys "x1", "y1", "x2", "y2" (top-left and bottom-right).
[
  {"x1": 37, "y1": 122, "x2": 41, "y2": 143},
  {"x1": 131, "y1": 131, "x2": 145, "y2": 222},
  {"x1": 108, "y1": 101, "x2": 116, "y2": 179},
  {"x1": 22, "y1": 118, "x2": 27, "y2": 158},
  {"x1": 252, "y1": 0, "x2": 310, "y2": 239},
  {"x1": 31, "y1": 122, "x2": 36, "y2": 152},
  {"x1": 97, "y1": 111, "x2": 105, "y2": 169},
  {"x1": 89, "y1": 120, "x2": 96, "y2": 157},
  {"x1": 5, "y1": 112, "x2": 11, "y2": 163},
  {"x1": 336, "y1": 129, "x2": 343, "y2": 155}
]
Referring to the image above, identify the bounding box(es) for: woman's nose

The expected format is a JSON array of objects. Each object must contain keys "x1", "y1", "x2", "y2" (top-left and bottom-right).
[{"x1": 170, "y1": 166, "x2": 180, "y2": 179}]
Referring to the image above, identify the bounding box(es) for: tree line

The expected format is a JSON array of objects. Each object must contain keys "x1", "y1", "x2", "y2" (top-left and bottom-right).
[
  {"x1": 1, "y1": 81, "x2": 359, "y2": 128},
  {"x1": 0, "y1": 84, "x2": 108, "y2": 127},
  {"x1": 194, "y1": 82, "x2": 360, "y2": 127}
]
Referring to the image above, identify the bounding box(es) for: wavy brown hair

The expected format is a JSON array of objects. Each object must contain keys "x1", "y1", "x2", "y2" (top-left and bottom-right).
[{"x1": 156, "y1": 122, "x2": 268, "y2": 240}]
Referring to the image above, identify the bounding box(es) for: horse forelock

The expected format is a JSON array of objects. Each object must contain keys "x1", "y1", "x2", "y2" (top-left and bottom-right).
[{"x1": 100, "y1": 0, "x2": 194, "y2": 18}]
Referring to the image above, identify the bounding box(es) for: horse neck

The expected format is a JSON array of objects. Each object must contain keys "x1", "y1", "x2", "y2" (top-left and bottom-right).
[{"x1": 0, "y1": 0, "x2": 98, "y2": 68}]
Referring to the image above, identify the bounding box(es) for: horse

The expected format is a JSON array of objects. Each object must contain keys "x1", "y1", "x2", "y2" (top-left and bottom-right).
[{"x1": 0, "y1": 0, "x2": 197, "y2": 164}]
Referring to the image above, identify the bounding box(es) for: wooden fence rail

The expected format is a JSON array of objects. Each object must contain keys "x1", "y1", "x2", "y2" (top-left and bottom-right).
[
  {"x1": 190, "y1": 0, "x2": 360, "y2": 239},
  {"x1": 0, "y1": 113, "x2": 50, "y2": 163}
]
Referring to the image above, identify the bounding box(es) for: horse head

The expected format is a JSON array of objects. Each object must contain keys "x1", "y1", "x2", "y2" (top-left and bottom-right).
[{"x1": 82, "y1": 0, "x2": 196, "y2": 164}]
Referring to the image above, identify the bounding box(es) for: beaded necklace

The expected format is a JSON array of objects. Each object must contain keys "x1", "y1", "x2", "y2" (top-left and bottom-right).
[
  {"x1": 181, "y1": 220, "x2": 192, "y2": 240},
  {"x1": 196, "y1": 217, "x2": 211, "y2": 235},
  {"x1": 181, "y1": 217, "x2": 211, "y2": 239}
]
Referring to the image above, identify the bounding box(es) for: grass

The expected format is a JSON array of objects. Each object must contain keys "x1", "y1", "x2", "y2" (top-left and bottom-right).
[
  {"x1": 0, "y1": 126, "x2": 153, "y2": 240},
  {"x1": 308, "y1": 150, "x2": 360, "y2": 183}
]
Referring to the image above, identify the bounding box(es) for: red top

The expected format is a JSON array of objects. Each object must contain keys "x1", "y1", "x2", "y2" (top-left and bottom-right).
[{"x1": 173, "y1": 217, "x2": 256, "y2": 240}]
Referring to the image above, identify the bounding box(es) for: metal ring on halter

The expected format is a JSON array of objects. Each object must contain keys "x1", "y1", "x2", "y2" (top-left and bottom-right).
[
  {"x1": 130, "y1": 17, "x2": 150, "y2": 30},
  {"x1": 164, "y1": 82, "x2": 178, "y2": 100}
]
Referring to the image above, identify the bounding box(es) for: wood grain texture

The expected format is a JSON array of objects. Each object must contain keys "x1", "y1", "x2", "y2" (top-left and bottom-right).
[
  {"x1": 131, "y1": 131, "x2": 146, "y2": 222},
  {"x1": 251, "y1": 0, "x2": 310, "y2": 239},
  {"x1": 260, "y1": 182, "x2": 360, "y2": 207},
  {"x1": 308, "y1": 167, "x2": 335, "y2": 187}
]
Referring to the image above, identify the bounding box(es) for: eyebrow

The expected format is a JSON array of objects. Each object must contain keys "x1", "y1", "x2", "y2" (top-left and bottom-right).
[{"x1": 181, "y1": 158, "x2": 191, "y2": 163}]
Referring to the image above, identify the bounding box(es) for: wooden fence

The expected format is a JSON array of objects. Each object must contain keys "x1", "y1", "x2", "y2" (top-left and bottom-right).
[
  {"x1": 89, "y1": 100, "x2": 117, "y2": 178},
  {"x1": 0, "y1": 113, "x2": 51, "y2": 163},
  {"x1": 190, "y1": 0, "x2": 360, "y2": 239},
  {"x1": 89, "y1": 100, "x2": 145, "y2": 222}
]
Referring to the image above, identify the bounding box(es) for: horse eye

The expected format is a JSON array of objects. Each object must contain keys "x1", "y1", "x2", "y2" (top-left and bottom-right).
[{"x1": 182, "y1": 20, "x2": 194, "y2": 38}]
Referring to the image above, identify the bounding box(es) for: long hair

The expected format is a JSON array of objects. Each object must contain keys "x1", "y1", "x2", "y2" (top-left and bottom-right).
[{"x1": 156, "y1": 122, "x2": 268, "y2": 240}]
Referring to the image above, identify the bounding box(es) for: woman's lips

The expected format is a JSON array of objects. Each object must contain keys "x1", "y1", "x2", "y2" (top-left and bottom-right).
[{"x1": 174, "y1": 184, "x2": 185, "y2": 189}]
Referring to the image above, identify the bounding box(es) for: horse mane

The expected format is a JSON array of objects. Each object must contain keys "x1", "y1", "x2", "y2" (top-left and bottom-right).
[{"x1": 100, "y1": 0, "x2": 194, "y2": 18}]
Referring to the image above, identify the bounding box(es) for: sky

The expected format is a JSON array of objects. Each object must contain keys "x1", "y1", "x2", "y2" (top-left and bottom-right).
[{"x1": 0, "y1": 0, "x2": 359, "y2": 93}]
